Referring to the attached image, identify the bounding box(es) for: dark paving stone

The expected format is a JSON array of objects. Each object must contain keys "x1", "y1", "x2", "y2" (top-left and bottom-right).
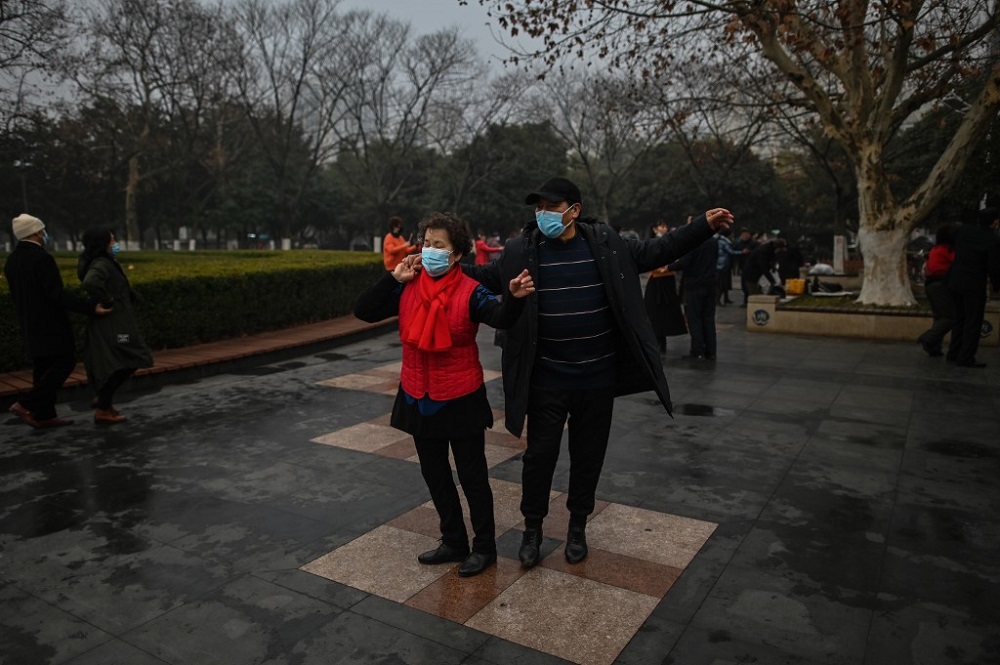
[
  {"x1": 0, "y1": 584, "x2": 113, "y2": 665},
  {"x1": 864, "y1": 597, "x2": 1000, "y2": 665},
  {"x1": 473, "y1": 636, "x2": 577, "y2": 665},
  {"x1": 63, "y1": 641, "x2": 171, "y2": 665},
  {"x1": 689, "y1": 565, "x2": 875, "y2": 665},
  {"x1": 121, "y1": 574, "x2": 343, "y2": 665},
  {"x1": 262, "y1": 607, "x2": 472, "y2": 665},
  {"x1": 656, "y1": 624, "x2": 831, "y2": 665},
  {"x1": 5, "y1": 536, "x2": 234, "y2": 634},
  {"x1": 250, "y1": 569, "x2": 368, "y2": 611}
]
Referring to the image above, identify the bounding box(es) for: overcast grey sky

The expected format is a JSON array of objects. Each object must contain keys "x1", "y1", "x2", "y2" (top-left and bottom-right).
[{"x1": 339, "y1": 0, "x2": 520, "y2": 65}]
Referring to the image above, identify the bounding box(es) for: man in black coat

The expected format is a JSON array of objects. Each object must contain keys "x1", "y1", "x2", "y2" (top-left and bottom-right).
[
  {"x1": 4, "y1": 214, "x2": 110, "y2": 428},
  {"x1": 462, "y1": 177, "x2": 733, "y2": 568},
  {"x1": 946, "y1": 208, "x2": 1000, "y2": 368},
  {"x1": 669, "y1": 229, "x2": 720, "y2": 360}
]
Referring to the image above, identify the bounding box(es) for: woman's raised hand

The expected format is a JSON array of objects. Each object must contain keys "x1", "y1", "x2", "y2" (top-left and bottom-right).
[{"x1": 393, "y1": 259, "x2": 418, "y2": 283}]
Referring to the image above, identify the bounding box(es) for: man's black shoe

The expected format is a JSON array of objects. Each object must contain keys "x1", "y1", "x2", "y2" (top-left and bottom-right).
[
  {"x1": 458, "y1": 551, "x2": 497, "y2": 577},
  {"x1": 565, "y1": 526, "x2": 588, "y2": 564},
  {"x1": 957, "y1": 361, "x2": 987, "y2": 368},
  {"x1": 417, "y1": 542, "x2": 469, "y2": 565},
  {"x1": 519, "y1": 527, "x2": 543, "y2": 568}
]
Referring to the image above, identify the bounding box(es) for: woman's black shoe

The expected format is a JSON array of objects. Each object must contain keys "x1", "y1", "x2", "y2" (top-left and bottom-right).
[
  {"x1": 417, "y1": 542, "x2": 469, "y2": 565},
  {"x1": 458, "y1": 551, "x2": 497, "y2": 577}
]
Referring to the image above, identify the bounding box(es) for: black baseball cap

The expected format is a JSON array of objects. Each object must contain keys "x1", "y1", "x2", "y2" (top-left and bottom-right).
[{"x1": 525, "y1": 177, "x2": 582, "y2": 206}]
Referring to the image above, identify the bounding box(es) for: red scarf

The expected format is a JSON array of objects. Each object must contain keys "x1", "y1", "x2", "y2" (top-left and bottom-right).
[{"x1": 401, "y1": 266, "x2": 463, "y2": 352}]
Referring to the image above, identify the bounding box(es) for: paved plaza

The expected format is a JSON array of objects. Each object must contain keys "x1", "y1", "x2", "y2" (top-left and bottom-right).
[{"x1": 1, "y1": 303, "x2": 998, "y2": 664}]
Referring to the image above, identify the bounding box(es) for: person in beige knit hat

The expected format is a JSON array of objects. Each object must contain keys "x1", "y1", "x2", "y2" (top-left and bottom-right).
[{"x1": 4, "y1": 214, "x2": 112, "y2": 428}]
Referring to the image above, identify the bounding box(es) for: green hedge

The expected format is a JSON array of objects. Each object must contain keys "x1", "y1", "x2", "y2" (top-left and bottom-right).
[{"x1": 0, "y1": 250, "x2": 386, "y2": 372}]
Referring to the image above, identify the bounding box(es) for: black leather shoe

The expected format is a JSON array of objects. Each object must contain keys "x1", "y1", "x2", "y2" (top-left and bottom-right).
[
  {"x1": 519, "y1": 527, "x2": 543, "y2": 568},
  {"x1": 565, "y1": 526, "x2": 588, "y2": 564},
  {"x1": 417, "y1": 542, "x2": 469, "y2": 565},
  {"x1": 458, "y1": 551, "x2": 497, "y2": 577}
]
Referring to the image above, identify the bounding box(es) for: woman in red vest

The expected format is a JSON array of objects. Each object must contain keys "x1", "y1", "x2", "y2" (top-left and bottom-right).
[{"x1": 355, "y1": 211, "x2": 534, "y2": 577}]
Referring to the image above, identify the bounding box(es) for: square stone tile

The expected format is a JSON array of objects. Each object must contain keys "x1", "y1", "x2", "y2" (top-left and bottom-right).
[
  {"x1": 301, "y1": 525, "x2": 447, "y2": 603},
  {"x1": 539, "y1": 547, "x2": 682, "y2": 598},
  {"x1": 587, "y1": 503, "x2": 717, "y2": 568},
  {"x1": 483, "y1": 369, "x2": 501, "y2": 383},
  {"x1": 369, "y1": 362, "x2": 402, "y2": 378},
  {"x1": 485, "y1": 429, "x2": 526, "y2": 450},
  {"x1": 311, "y1": 422, "x2": 410, "y2": 453},
  {"x1": 376, "y1": 439, "x2": 417, "y2": 460},
  {"x1": 316, "y1": 373, "x2": 388, "y2": 390},
  {"x1": 405, "y1": 555, "x2": 524, "y2": 623},
  {"x1": 402, "y1": 445, "x2": 523, "y2": 470},
  {"x1": 387, "y1": 505, "x2": 441, "y2": 539},
  {"x1": 466, "y1": 567, "x2": 660, "y2": 665}
]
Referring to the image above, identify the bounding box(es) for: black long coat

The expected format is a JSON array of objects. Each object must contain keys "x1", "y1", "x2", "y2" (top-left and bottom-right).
[
  {"x1": 466, "y1": 216, "x2": 715, "y2": 438},
  {"x1": 3, "y1": 241, "x2": 94, "y2": 359}
]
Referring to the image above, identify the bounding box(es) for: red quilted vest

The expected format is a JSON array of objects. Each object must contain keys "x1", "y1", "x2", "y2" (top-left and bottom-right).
[{"x1": 398, "y1": 271, "x2": 484, "y2": 400}]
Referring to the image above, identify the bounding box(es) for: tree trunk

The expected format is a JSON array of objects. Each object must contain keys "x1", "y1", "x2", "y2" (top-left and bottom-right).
[{"x1": 855, "y1": 225, "x2": 914, "y2": 305}]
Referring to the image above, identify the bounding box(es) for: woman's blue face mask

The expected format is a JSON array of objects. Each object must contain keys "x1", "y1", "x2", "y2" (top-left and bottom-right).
[
  {"x1": 421, "y1": 246, "x2": 453, "y2": 276},
  {"x1": 111, "y1": 242, "x2": 121, "y2": 256}
]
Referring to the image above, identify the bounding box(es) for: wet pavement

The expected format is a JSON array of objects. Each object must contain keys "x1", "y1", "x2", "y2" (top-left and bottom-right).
[{"x1": 1, "y1": 302, "x2": 999, "y2": 664}]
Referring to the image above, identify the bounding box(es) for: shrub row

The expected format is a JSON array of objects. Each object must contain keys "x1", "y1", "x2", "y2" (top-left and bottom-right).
[{"x1": 0, "y1": 250, "x2": 386, "y2": 372}]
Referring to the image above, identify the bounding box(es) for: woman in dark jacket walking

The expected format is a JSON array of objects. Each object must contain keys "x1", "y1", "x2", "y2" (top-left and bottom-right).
[{"x1": 77, "y1": 229, "x2": 153, "y2": 423}]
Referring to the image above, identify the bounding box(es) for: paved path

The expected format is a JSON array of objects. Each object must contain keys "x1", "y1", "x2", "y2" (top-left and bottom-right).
[{"x1": 1, "y1": 303, "x2": 998, "y2": 664}]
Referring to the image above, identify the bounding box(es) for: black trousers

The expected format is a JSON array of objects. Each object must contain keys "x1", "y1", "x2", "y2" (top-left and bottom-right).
[
  {"x1": 947, "y1": 289, "x2": 987, "y2": 364},
  {"x1": 413, "y1": 432, "x2": 496, "y2": 554},
  {"x1": 521, "y1": 386, "x2": 615, "y2": 529},
  {"x1": 919, "y1": 279, "x2": 955, "y2": 352},
  {"x1": 21, "y1": 353, "x2": 76, "y2": 420},
  {"x1": 95, "y1": 368, "x2": 136, "y2": 410},
  {"x1": 684, "y1": 284, "x2": 718, "y2": 358}
]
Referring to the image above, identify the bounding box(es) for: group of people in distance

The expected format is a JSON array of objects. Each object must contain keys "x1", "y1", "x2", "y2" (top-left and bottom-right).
[
  {"x1": 6, "y1": 214, "x2": 152, "y2": 428},
  {"x1": 358, "y1": 176, "x2": 734, "y2": 576},
  {"x1": 917, "y1": 207, "x2": 1000, "y2": 367}
]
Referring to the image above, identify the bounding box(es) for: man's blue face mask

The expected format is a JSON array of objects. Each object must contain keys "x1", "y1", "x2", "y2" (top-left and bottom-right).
[{"x1": 535, "y1": 205, "x2": 575, "y2": 239}]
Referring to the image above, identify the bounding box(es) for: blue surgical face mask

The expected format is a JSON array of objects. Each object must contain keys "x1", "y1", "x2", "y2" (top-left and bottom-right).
[
  {"x1": 536, "y1": 206, "x2": 574, "y2": 239},
  {"x1": 41, "y1": 230, "x2": 51, "y2": 246},
  {"x1": 111, "y1": 242, "x2": 121, "y2": 256},
  {"x1": 421, "y1": 246, "x2": 453, "y2": 277}
]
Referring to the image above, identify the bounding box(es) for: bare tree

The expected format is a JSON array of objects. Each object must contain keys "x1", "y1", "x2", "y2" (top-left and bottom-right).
[
  {"x1": 0, "y1": 0, "x2": 70, "y2": 130},
  {"x1": 232, "y1": 0, "x2": 353, "y2": 244},
  {"x1": 70, "y1": 0, "x2": 237, "y2": 248},
  {"x1": 424, "y1": 68, "x2": 535, "y2": 212},
  {"x1": 332, "y1": 17, "x2": 480, "y2": 233},
  {"x1": 532, "y1": 71, "x2": 677, "y2": 222},
  {"x1": 478, "y1": 0, "x2": 1000, "y2": 305}
]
